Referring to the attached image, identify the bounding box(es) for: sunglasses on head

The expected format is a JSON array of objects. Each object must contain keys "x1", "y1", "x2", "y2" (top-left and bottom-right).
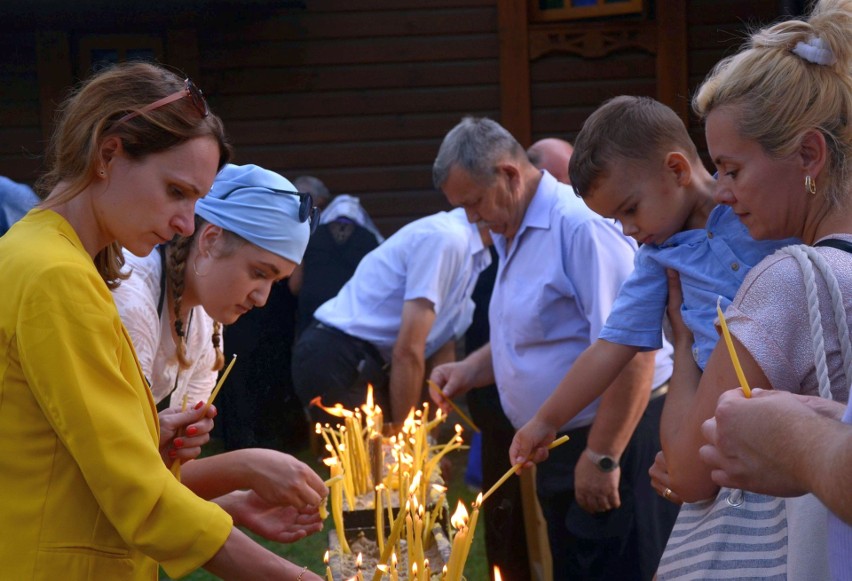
[
  {"x1": 217, "y1": 186, "x2": 320, "y2": 234},
  {"x1": 114, "y1": 78, "x2": 209, "y2": 127}
]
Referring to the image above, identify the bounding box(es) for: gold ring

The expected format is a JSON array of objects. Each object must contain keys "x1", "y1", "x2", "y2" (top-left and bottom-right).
[
  {"x1": 663, "y1": 487, "x2": 673, "y2": 500},
  {"x1": 297, "y1": 565, "x2": 309, "y2": 580}
]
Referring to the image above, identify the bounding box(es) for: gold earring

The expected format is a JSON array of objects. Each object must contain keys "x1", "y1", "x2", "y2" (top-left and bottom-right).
[
  {"x1": 805, "y1": 175, "x2": 817, "y2": 196},
  {"x1": 193, "y1": 255, "x2": 209, "y2": 277}
]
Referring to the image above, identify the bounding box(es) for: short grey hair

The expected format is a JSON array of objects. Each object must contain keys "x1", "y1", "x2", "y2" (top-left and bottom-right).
[
  {"x1": 432, "y1": 116, "x2": 525, "y2": 189},
  {"x1": 293, "y1": 175, "x2": 331, "y2": 205}
]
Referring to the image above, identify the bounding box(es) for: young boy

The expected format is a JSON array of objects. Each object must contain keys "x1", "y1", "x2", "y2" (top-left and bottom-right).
[{"x1": 510, "y1": 95, "x2": 798, "y2": 465}]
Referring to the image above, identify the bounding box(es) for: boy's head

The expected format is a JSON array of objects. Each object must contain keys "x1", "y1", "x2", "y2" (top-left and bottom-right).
[{"x1": 569, "y1": 96, "x2": 704, "y2": 245}]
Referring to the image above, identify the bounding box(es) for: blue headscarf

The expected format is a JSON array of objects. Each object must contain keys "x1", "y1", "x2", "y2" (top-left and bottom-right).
[{"x1": 195, "y1": 164, "x2": 310, "y2": 264}]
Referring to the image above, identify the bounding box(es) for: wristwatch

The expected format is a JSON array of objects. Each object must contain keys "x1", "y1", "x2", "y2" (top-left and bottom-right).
[{"x1": 585, "y1": 448, "x2": 619, "y2": 472}]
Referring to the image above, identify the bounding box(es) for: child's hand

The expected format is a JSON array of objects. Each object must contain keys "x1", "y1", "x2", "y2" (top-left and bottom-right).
[{"x1": 509, "y1": 416, "x2": 557, "y2": 470}]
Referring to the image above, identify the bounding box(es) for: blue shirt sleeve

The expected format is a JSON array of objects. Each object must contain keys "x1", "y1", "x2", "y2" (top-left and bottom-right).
[{"x1": 599, "y1": 245, "x2": 667, "y2": 350}]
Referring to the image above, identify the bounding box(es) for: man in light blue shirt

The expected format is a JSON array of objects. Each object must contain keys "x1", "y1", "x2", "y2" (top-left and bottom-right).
[
  {"x1": 292, "y1": 208, "x2": 492, "y2": 424},
  {"x1": 0, "y1": 176, "x2": 38, "y2": 236},
  {"x1": 430, "y1": 116, "x2": 674, "y2": 581}
]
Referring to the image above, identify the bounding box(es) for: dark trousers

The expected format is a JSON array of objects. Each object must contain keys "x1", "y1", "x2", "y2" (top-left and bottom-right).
[
  {"x1": 292, "y1": 319, "x2": 390, "y2": 426},
  {"x1": 535, "y1": 394, "x2": 679, "y2": 581},
  {"x1": 467, "y1": 386, "x2": 532, "y2": 581}
]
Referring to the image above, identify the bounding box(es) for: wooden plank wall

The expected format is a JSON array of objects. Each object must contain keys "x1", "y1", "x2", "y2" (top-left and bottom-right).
[
  {"x1": 0, "y1": 0, "x2": 787, "y2": 234},
  {"x1": 685, "y1": 0, "x2": 781, "y2": 161},
  {"x1": 199, "y1": 0, "x2": 499, "y2": 235},
  {"x1": 0, "y1": 32, "x2": 43, "y2": 184},
  {"x1": 527, "y1": 0, "x2": 781, "y2": 170}
]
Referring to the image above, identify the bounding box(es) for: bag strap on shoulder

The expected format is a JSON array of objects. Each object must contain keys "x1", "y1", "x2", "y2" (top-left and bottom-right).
[{"x1": 814, "y1": 238, "x2": 852, "y2": 254}]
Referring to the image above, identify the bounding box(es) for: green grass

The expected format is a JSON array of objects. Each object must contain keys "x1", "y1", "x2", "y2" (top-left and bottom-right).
[{"x1": 161, "y1": 437, "x2": 486, "y2": 580}]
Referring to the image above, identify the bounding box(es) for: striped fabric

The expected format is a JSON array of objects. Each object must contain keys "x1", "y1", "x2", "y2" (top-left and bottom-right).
[{"x1": 657, "y1": 489, "x2": 787, "y2": 580}]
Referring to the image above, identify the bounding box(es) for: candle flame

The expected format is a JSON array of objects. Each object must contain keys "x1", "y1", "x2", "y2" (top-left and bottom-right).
[
  {"x1": 392, "y1": 552, "x2": 398, "y2": 566},
  {"x1": 356, "y1": 552, "x2": 362, "y2": 568},
  {"x1": 475, "y1": 492, "x2": 483, "y2": 508},
  {"x1": 323, "y1": 456, "x2": 338, "y2": 467},
  {"x1": 324, "y1": 550, "x2": 329, "y2": 564},
  {"x1": 450, "y1": 500, "x2": 469, "y2": 529},
  {"x1": 494, "y1": 566, "x2": 503, "y2": 581},
  {"x1": 309, "y1": 396, "x2": 352, "y2": 418}
]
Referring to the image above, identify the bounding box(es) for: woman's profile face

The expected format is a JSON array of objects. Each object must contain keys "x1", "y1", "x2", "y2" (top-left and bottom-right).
[
  {"x1": 706, "y1": 107, "x2": 806, "y2": 241},
  {"x1": 194, "y1": 240, "x2": 297, "y2": 324},
  {"x1": 99, "y1": 135, "x2": 221, "y2": 258}
]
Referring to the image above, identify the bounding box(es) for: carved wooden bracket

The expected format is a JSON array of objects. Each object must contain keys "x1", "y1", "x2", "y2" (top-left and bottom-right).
[{"x1": 529, "y1": 22, "x2": 657, "y2": 60}]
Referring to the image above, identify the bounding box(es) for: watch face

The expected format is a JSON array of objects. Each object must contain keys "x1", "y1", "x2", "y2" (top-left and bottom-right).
[{"x1": 598, "y1": 457, "x2": 616, "y2": 471}]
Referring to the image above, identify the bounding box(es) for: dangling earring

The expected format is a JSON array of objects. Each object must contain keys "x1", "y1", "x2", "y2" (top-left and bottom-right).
[
  {"x1": 193, "y1": 254, "x2": 209, "y2": 277},
  {"x1": 805, "y1": 175, "x2": 817, "y2": 196}
]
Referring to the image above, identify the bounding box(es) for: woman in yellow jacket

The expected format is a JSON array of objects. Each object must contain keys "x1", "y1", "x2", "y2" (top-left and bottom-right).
[{"x1": 0, "y1": 62, "x2": 322, "y2": 580}]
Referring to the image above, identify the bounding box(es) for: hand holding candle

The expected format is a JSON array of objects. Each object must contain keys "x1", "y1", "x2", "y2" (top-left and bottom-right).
[
  {"x1": 200, "y1": 354, "x2": 237, "y2": 416},
  {"x1": 716, "y1": 297, "x2": 751, "y2": 397},
  {"x1": 427, "y1": 380, "x2": 479, "y2": 433},
  {"x1": 481, "y1": 434, "x2": 569, "y2": 504}
]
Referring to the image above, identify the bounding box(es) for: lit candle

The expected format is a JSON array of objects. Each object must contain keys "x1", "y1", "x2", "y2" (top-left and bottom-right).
[
  {"x1": 457, "y1": 494, "x2": 481, "y2": 578},
  {"x1": 391, "y1": 552, "x2": 399, "y2": 581},
  {"x1": 493, "y1": 566, "x2": 502, "y2": 581},
  {"x1": 716, "y1": 296, "x2": 752, "y2": 397},
  {"x1": 324, "y1": 550, "x2": 333, "y2": 581},
  {"x1": 356, "y1": 552, "x2": 364, "y2": 581},
  {"x1": 445, "y1": 501, "x2": 469, "y2": 580}
]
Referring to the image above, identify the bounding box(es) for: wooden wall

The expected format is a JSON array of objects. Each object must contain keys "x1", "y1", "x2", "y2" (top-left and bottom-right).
[
  {"x1": 200, "y1": 0, "x2": 499, "y2": 234},
  {"x1": 0, "y1": 0, "x2": 789, "y2": 236}
]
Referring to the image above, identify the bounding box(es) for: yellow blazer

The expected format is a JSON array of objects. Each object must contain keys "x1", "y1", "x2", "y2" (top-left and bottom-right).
[{"x1": 0, "y1": 210, "x2": 232, "y2": 580}]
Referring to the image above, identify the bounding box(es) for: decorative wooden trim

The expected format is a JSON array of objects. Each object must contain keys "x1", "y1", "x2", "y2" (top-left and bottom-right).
[
  {"x1": 655, "y1": 0, "x2": 689, "y2": 123},
  {"x1": 77, "y1": 34, "x2": 163, "y2": 76},
  {"x1": 498, "y1": 0, "x2": 532, "y2": 145},
  {"x1": 530, "y1": 0, "x2": 644, "y2": 23},
  {"x1": 35, "y1": 31, "x2": 72, "y2": 144},
  {"x1": 529, "y1": 21, "x2": 656, "y2": 60}
]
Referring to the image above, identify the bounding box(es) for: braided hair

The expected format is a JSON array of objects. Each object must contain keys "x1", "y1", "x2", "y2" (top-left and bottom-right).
[{"x1": 164, "y1": 215, "x2": 242, "y2": 372}]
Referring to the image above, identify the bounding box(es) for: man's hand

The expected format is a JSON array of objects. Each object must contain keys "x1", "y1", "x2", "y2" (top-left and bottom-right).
[
  {"x1": 429, "y1": 361, "x2": 476, "y2": 413},
  {"x1": 509, "y1": 415, "x2": 557, "y2": 470},
  {"x1": 574, "y1": 451, "x2": 621, "y2": 513},
  {"x1": 158, "y1": 403, "x2": 216, "y2": 467}
]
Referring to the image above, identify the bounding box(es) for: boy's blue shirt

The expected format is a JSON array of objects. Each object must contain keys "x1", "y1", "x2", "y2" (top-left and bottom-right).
[{"x1": 599, "y1": 204, "x2": 799, "y2": 369}]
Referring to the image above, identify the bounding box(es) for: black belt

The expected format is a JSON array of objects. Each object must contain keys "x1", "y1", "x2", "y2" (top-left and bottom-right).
[{"x1": 313, "y1": 321, "x2": 388, "y2": 370}]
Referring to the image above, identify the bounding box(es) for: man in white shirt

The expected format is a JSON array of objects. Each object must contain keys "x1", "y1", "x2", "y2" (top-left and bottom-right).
[
  {"x1": 292, "y1": 208, "x2": 492, "y2": 424},
  {"x1": 430, "y1": 116, "x2": 675, "y2": 581}
]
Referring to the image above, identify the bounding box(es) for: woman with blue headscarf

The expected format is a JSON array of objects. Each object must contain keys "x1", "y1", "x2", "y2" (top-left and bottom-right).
[{"x1": 112, "y1": 163, "x2": 328, "y2": 546}]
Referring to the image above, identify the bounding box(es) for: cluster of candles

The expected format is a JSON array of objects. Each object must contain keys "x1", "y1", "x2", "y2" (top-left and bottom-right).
[{"x1": 315, "y1": 386, "x2": 570, "y2": 580}]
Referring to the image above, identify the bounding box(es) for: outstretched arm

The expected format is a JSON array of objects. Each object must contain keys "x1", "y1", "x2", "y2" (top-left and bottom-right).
[
  {"x1": 389, "y1": 298, "x2": 436, "y2": 422},
  {"x1": 510, "y1": 339, "x2": 640, "y2": 467}
]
